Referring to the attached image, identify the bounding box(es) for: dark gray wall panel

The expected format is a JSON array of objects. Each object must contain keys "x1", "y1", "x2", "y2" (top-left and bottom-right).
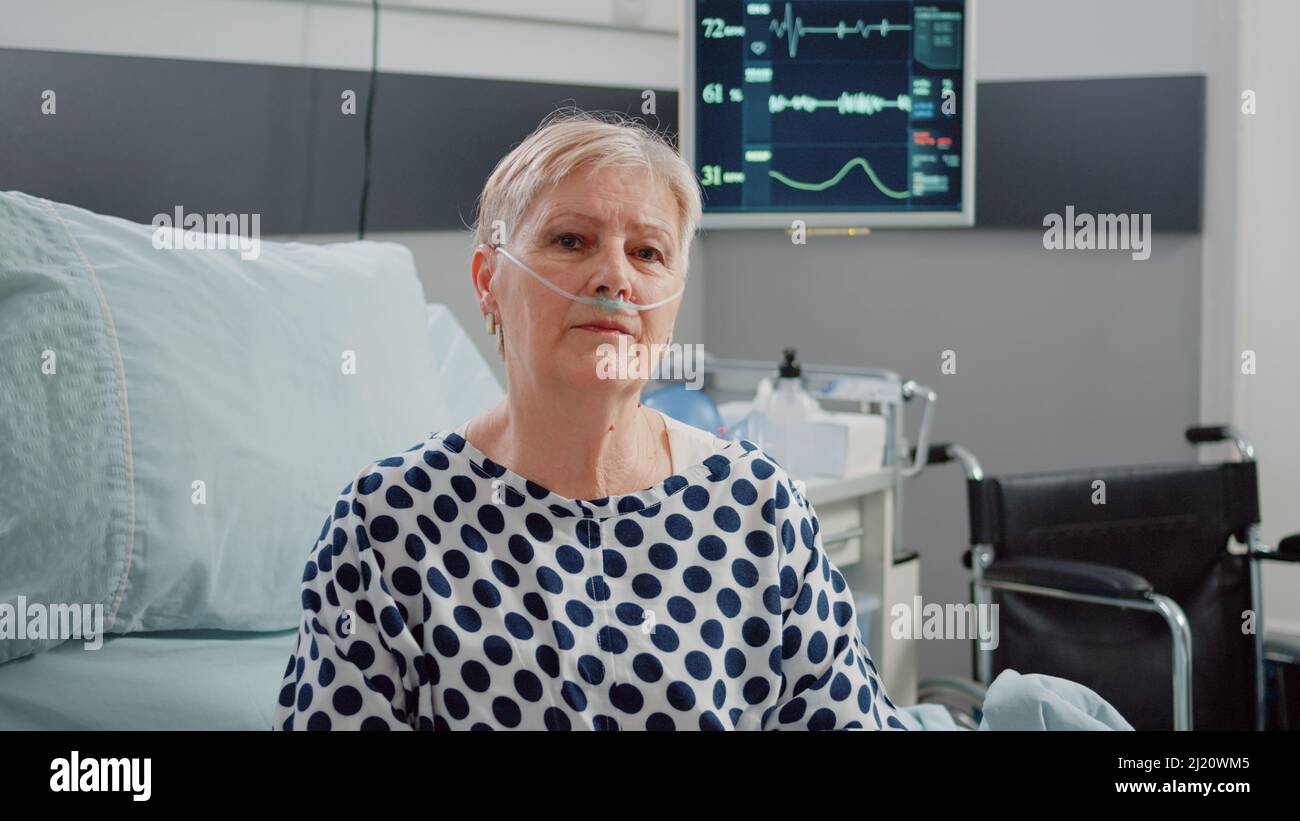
[
  {"x1": 975, "y1": 75, "x2": 1205, "y2": 231},
  {"x1": 0, "y1": 47, "x2": 674, "y2": 234}
]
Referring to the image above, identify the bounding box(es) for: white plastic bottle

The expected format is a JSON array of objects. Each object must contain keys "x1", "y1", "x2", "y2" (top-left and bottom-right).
[
  {"x1": 753, "y1": 349, "x2": 821, "y2": 477},
  {"x1": 766, "y1": 349, "x2": 821, "y2": 420}
]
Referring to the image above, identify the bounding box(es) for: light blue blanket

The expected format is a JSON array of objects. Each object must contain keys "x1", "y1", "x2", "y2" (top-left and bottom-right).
[{"x1": 900, "y1": 669, "x2": 1134, "y2": 731}]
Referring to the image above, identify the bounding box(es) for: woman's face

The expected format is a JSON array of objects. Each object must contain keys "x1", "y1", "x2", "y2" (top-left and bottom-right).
[{"x1": 474, "y1": 164, "x2": 684, "y2": 396}]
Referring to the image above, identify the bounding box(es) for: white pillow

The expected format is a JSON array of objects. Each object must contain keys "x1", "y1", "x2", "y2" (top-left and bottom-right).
[{"x1": 0, "y1": 190, "x2": 448, "y2": 661}]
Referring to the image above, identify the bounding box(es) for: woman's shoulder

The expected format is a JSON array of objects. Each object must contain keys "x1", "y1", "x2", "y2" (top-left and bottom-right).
[
  {"x1": 334, "y1": 427, "x2": 474, "y2": 503},
  {"x1": 313, "y1": 428, "x2": 488, "y2": 553},
  {"x1": 655, "y1": 415, "x2": 813, "y2": 514},
  {"x1": 657, "y1": 410, "x2": 731, "y2": 468}
]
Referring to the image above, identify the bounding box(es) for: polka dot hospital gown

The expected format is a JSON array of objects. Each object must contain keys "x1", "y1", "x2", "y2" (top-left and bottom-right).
[{"x1": 273, "y1": 411, "x2": 907, "y2": 731}]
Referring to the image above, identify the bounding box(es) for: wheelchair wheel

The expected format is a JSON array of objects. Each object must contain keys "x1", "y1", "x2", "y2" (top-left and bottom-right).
[{"x1": 916, "y1": 675, "x2": 988, "y2": 730}]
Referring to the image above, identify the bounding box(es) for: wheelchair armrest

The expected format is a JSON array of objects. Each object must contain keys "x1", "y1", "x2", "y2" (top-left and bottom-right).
[
  {"x1": 1262, "y1": 533, "x2": 1300, "y2": 563},
  {"x1": 983, "y1": 556, "x2": 1153, "y2": 600}
]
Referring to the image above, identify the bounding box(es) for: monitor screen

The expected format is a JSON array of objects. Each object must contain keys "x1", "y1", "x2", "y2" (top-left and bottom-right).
[{"x1": 681, "y1": 0, "x2": 975, "y2": 228}]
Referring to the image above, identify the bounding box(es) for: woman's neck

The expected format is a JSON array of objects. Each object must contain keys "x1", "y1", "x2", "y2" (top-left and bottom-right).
[{"x1": 466, "y1": 385, "x2": 672, "y2": 500}]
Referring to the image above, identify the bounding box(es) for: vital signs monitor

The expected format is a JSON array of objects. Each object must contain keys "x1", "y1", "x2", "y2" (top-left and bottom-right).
[{"x1": 681, "y1": 0, "x2": 976, "y2": 228}]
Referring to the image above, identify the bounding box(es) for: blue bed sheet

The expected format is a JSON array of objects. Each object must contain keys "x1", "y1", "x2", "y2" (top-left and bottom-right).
[{"x1": 0, "y1": 628, "x2": 297, "y2": 730}]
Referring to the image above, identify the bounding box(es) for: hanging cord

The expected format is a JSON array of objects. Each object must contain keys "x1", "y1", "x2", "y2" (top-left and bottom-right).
[{"x1": 358, "y1": 0, "x2": 380, "y2": 239}]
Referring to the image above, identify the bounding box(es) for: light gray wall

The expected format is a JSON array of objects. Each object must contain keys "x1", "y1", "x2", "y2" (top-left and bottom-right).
[{"x1": 1235, "y1": 0, "x2": 1300, "y2": 639}]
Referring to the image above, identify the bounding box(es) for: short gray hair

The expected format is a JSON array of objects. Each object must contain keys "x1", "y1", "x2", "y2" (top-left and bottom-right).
[{"x1": 471, "y1": 107, "x2": 702, "y2": 274}]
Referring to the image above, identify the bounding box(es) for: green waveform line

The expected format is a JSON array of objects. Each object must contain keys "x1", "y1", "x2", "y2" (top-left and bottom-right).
[
  {"x1": 768, "y1": 91, "x2": 913, "y2": 116},
  {"x1": 768, "y1": 156, "x2": 910, "y2": 199}
]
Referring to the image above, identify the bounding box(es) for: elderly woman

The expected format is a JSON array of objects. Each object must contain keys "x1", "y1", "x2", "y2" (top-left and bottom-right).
[{"x1": 273, "y1": 109, "x2": 905, "y2": 731}]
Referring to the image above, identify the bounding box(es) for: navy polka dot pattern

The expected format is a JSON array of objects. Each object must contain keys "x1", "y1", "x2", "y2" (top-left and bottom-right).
[{"x1": 272, "y1": 429, "x2": 907, "y2": 731}]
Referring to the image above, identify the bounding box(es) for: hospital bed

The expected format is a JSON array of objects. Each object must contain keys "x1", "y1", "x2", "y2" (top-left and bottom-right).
[
  {"x1": 0, "y1": 296, "x2": 488, "y2": 730},
  {"x1": 0, "y1": 190, "x2": 511, "y2": 730},
  {"x1": 0, "y1": 310, "x2": 497, "y2": 731}
]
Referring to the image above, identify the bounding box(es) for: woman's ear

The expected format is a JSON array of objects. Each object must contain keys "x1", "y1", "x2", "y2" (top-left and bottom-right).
[{"x1": 471, "y1": 244, "x2": 498, "y2": 313}]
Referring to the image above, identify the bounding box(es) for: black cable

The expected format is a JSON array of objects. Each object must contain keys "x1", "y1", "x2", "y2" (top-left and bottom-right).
[{"x1": 358, "y1": 0, "x2": 379, "y2": 239}]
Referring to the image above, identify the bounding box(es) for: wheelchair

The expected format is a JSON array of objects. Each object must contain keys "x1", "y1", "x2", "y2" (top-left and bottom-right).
[{"x1": 914, "y1": 425, "x2": 1300, "y2": 730}]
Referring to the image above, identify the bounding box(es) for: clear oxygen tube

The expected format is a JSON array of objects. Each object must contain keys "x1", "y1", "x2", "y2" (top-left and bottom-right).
[{"x1": 481, "y1": 242, "x2": 685, "y2": 314}]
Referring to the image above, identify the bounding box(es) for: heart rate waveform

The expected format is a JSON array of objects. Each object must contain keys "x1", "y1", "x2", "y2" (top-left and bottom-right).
[
  {"x1": 768, "y1": 91, "x2": 912, "y2": 116},
  {"x1": 768, "y1": 2, "x2": 912, "y2": 59},
  {"x1": 767, "y1": 156, "x2": 911, "y2": 200}
]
